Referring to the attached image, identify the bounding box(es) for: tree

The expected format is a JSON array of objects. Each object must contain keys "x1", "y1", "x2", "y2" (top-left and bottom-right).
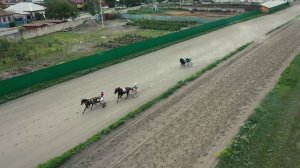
[
  {"x1": 84, "y1": 0, "x2": 100, "y2": 15},
  {"x1": 45, "y1": 0, "x2": 78, "y2": 20},
  {"x1": 35, "y1": 13, "x2": 45, "y2": 20},
  {"x1": 105, "y1": 0, "x2": 116, "y2": 8},
  {"x1": 123, "y1": 0, "x2": 140, "y2": 7}
]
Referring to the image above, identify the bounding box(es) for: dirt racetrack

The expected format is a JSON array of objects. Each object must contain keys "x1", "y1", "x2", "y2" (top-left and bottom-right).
[
  {"x1": 61, "y1": 19, "x2": 300, "y2": 168},
  {"x1": 0, "y1": 5, "x2": 300, "y2": 168}
]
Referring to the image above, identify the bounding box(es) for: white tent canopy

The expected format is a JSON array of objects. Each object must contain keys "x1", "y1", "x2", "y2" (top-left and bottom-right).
[
  {"x1": 260, "y1": 0, "x2": 287, "y2": 8},
  {"x1": 5, "y1": 2, "x2": 45, "y2": 13}
]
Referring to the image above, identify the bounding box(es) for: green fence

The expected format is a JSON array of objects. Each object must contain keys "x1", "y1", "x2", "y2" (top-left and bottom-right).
[
  {"x1": 269, "y1": 2, "x2": 289, "y2": 13},
  {"x1": 0, "y1": 10, "x2": 261, "y2": 97}
]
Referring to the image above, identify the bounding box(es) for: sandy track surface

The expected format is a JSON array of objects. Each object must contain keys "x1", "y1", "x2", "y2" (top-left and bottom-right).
[
  {"x1": 61, "y1": 19, "x2": 300, "y2": 168},
  {"x1": 0, "y1": 6, "x2": 300, "y2": 168}
]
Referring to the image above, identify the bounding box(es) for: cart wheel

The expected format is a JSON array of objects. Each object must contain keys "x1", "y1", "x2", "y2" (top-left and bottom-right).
[{"x1": 133, "y1": 91, "x2": 138, "y2": 97}]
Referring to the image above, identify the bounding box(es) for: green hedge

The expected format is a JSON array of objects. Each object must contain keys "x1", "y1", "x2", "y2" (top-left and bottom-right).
[{"x1": 0, "y1": 10, "x2": 260, "y2": 97}]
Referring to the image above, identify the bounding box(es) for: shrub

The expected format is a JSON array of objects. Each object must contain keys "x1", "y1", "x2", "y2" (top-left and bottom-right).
[
  {"x1": 9, "y1": 22, "x2": 16, "y2": 27},
  {"x1": 104, "y1": 13, "x2": 121, "y2": 20},
  {"x1": 35, "y1": 13, "x2": 45, "y2": 20}
]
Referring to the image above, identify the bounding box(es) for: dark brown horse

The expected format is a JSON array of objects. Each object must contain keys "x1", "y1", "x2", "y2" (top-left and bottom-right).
[
  {"x1": 81, "y1": 98, "x2": 93, "y2": 114},
  {"x1": 180, "y1": 58, "x2": 192, "y2": 67},
  {"x1": 81, "y1": 97, "x2": 106, "y2": 114},
  {"x1": 114, "y1": 87, "x2": 133, "y2": 103}
]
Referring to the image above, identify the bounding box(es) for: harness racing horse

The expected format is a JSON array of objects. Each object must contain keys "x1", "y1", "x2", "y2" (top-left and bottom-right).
[
  {"x1": 81, "y1": 97, "x2": 106, "y2": 114},
  {"x1": 180, "y1": 58, "x2": 192, "y2": 67},
  {"x1": 81, "y1": 98, "x2": 93, "y2": 114},
  {"x1": 114, "y1": 83, "x2": 138, "y2": 103}
]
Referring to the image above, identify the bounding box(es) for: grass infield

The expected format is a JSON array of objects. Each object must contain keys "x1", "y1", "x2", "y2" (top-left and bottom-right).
[{"x1": 217, "y1": 53, "x2": 300, "y2": 168}]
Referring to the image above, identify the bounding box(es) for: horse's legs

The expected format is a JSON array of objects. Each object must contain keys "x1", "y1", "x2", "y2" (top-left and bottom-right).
[
  {"x1": 82, "y1": 107, "x2": 87, "y2": 114},
  {"x1": 125, "y1": 91, "x2": 129, "y2": 99},
  {"x1": 82, "y1": 104, "x2": 89, "y2": 114},
  {"x1": 117, "y1": 95, "x2": 120, "y2": 103},
  {"x1": 90, "y1": 103, "x2": 94, "y2": 110}
]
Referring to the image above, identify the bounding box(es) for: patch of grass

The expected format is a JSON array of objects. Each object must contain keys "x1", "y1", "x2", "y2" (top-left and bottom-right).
[
  {"x1": 132, "y1": 29, "x2": 172, "y2": 37},
  {"x1": 99, "y1": 34, "x2": 149, "y2": 49},
  {"x1": 37, "y1": 42, "x2": 252, "y2": 168},
  {"x1": 0, "y1": 28, "x2": 171, "y2": 74},
  {"x1": 217, "y1": 53, "x2": 300, "y2": 168},
  {"x1": 127, "y1": 19, "x2": 197, "y2": 31}
]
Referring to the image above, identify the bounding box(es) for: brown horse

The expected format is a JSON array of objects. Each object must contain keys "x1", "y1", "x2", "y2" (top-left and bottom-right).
[
  {"x1": 114, "y1": 87, "x2": 133, "y2": 103},
  {"x1": 81, "y1": 97, "x2": 106, "y2": 114},
  {"x1": 114, "y1": 83, "x2": 138, "y2": 103},
  {"x1": 81, "y1": 98, "x2": 93, "y2": 114}
]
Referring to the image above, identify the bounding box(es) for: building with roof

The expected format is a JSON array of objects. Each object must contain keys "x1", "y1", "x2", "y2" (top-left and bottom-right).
[
  {"x1": 260, "y1": 0, "x2": 288, "y2": 13},
  {"x1": 28, "y1": 0, "x2": 45, "y2": 4},
  {"x1": 0, "y1": 8, "x2": 14, "y2": 27},
  {"x1": 0, "y1": 0, "x2": 25, "y2": 8},
  {"x1": 5, "y1": 2, "x2": 45, "y2": 22}
]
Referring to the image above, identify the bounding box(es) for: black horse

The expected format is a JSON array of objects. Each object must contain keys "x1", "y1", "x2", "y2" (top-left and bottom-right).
[
  {"x1": 114, "y1": 83, "x2": 138, "y2": 103},
  {"x1": 180, "y1": 58, "x2": 192, "y2": 67},
  {"x1": 81, "y1": 97, "x2": 106, "y2": 114},
  {"x1": 114, "y1": 87, "x2": 133, "y2": 103},
  {"x1": 81, "y1": 98, "x2": 93, "y2": 114}
]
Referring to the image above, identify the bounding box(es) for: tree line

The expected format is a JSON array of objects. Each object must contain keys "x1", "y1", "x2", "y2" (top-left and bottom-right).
[{"x1": 45, "y1": 0, "x2": 146, "y2": 20}]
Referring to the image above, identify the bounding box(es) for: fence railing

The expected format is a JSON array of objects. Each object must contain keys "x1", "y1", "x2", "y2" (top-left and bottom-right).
[{"x1": 0, "y1": 9, "x2": 261, "y2": 97}]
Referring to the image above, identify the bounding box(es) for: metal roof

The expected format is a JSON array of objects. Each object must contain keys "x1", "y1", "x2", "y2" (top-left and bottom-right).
[
  {"x1": 260, "y1": 0, "x2": 287, "y2": 8},
  {"x1": 0, "y1": 8, "x2": 13, "y2": 17},
  {"x1": 5, "y1": 2, "x2": 45, "y2": 13}
]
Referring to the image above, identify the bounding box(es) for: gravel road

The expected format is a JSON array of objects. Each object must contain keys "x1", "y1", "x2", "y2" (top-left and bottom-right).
[
  {"x1": 61, "y1": 18, "x2": 300, "y2": 168},
  {"x1": 0, "y1": 5, "x2": 299, "y2": 168}
]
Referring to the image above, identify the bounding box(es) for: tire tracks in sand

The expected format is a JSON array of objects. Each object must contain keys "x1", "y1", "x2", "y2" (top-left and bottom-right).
[{"x1": 61, "y1": 19, "x2": 300, "y2": 168}]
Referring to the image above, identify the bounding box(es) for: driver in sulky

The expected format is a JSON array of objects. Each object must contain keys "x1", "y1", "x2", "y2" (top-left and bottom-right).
[{"x1": 100, "y1": 91, "x2": 105, "y2": 102}]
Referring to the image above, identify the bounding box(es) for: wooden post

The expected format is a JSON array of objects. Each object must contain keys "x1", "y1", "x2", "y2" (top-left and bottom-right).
[{"x1": 99, "y1": 0, "x2": 104, "y2": 28}]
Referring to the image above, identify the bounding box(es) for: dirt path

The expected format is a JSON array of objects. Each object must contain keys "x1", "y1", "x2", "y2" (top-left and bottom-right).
[
  {"x1": 0, "y1": 6, "x2": 300, "y2": 168},
  {"x1": 61, "y1": 19, "x2": 300, "y2": 168}
]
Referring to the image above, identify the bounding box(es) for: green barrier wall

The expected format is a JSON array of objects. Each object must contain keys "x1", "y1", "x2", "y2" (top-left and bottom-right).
[
  {"x1": 269, "y1": 2, "x2": 289, "y2": 13},
  {"x1": 0, "y1": 10, "x2": 261, "y2": 97}
]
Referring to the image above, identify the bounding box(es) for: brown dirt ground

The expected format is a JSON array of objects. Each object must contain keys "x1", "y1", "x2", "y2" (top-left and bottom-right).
[{"x1": 60, "y1": 20, "x2": 300, "y2": 168}]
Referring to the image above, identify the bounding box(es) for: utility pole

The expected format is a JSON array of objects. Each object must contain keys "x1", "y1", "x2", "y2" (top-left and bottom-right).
[{"x1": 99, "y1": 0, "x2": 104, "y2": 28}]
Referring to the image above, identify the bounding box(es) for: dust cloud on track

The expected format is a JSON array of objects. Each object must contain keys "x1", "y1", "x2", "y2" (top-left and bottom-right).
[
  {"x1": 0, "y1": 5, "x2": 300, "y2": 168},
  {"x1": 61, "y1": 19, "x2": 300, "y2": 168}
]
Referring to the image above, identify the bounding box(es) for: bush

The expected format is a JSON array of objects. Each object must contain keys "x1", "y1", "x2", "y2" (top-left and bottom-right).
[
  {"x1": 9, "y1": 22, "x2": 16, "y2": 27},
  {"x1": 35, "y1": 13, "x2": 45, "y2": 20},
  {"x1": 104, "y1": 13, "x2": 121, "y2": 20},
  {"x1": 0, "y1": 38, "x2": 11, "y2": 51}
]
